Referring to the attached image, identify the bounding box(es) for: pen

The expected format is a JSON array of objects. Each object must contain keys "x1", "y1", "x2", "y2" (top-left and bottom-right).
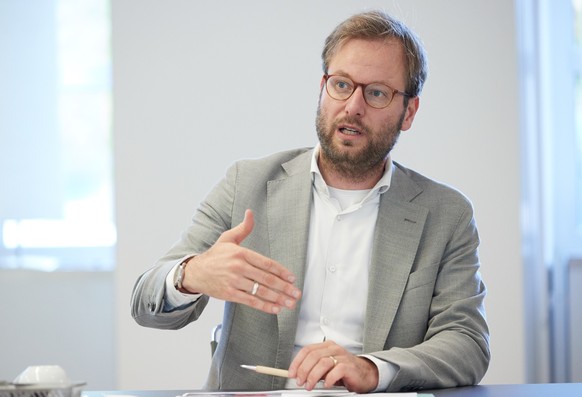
[{"x1": 240, "y1": 365, "x2": 289, "y2": 378}]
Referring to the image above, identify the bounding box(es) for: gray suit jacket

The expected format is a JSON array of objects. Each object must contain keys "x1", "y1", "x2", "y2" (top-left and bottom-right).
[{"x1": 131, "y1": 148, "x2": 490, "y2": 392}]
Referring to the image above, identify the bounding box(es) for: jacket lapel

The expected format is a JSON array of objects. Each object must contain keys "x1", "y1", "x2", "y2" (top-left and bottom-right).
[
  {"x1": 266, "y1": 150, "x2": 313, "y2": 386},
  {"x1": 363, "y1": 164, "x2": 428, "y2": 352}
]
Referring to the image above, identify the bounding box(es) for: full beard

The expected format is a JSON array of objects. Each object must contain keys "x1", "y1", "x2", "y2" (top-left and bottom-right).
[{"x1": 315, "y1": 104, "x2": 405, "y2": 182}]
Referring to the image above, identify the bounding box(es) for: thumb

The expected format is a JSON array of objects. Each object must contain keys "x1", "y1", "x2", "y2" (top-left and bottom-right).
[{"x1": 218, "y1": 209, "x2": 255, "y2": 245}]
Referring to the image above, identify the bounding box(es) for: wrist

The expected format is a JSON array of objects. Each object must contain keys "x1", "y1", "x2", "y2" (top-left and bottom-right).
[{"x1": 174, "y1": 258, "x2": 192, "y2": 293}]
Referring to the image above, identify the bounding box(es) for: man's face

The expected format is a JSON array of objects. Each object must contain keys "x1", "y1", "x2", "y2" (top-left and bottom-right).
[{"x1": 316, "y1": 38, "x2": 419, "y2": 179}]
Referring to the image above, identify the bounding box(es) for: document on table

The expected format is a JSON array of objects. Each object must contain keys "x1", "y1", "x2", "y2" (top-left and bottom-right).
[
  {"x1": 180, "y1": 390, "x2": 353, "y2": 397},
  {"x1": 179, "y1": 390, "x2": 434, "y2": 397}
]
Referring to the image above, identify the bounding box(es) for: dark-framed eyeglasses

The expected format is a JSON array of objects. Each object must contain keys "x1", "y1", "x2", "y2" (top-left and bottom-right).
[{"x1": 323, "y1": 74, "x2": 411, "y2": 109}]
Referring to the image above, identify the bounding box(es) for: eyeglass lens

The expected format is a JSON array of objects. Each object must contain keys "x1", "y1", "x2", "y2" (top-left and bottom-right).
[{"x1": 326, "y1": 75, "x2": 395, "y2": 109}]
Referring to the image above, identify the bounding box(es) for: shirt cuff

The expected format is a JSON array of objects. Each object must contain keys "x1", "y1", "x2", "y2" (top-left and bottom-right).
[
  {"x1": 164, "y1": 257, "x2": 202, "y2": 311},
  {"x1": 360, "y1": 354, "x2": 397, "y2": 392}
]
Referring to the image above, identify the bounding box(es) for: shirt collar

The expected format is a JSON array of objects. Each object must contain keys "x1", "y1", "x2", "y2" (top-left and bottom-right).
[{"x1": 310, "y1": 144, "x2": 393, "y2": 195}]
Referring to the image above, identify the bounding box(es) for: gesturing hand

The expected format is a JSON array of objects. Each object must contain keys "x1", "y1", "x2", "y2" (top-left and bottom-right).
[
  {"x1": 181, "y1": 209, "x2": 302, "y2": 314},
  {"x1": 288, "y1": 340, "x2": 379, "y2": 393}
]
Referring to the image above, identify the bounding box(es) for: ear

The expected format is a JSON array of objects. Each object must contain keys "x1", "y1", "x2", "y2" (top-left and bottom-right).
[
  {"x1": 320, "y1": 75, "x2": 326, "y2": 90},
  {"x1": 400, "y1": 96, "x2": 420, "y2": 131}
]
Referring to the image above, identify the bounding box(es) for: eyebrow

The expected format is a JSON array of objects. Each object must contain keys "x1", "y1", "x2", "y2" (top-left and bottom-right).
[{"x1": 327, "y1": 70, "x2": 393, "y2": 87}]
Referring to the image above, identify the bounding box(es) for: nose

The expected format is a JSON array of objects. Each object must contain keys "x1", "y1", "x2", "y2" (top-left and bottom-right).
[{"x1": 344, "y1": 86, "x2": 366, "y2": 117}]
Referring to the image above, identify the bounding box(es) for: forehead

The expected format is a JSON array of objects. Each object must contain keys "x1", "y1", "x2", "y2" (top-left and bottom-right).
[{"x1": 328, "y1": 38, "x2": 406, "y2": 86}]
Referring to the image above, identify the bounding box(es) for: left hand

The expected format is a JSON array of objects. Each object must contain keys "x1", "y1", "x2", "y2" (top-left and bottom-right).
[{"x1": 287, "y1": 340, "x2": 379, "y2": 393}]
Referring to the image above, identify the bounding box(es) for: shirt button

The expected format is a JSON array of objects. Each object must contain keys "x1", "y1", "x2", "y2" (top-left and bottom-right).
[
  {"x1": 329, "y1": 265, "x2": 336, "y2": 272},
  {"x1": 336, "y1": 215, "x2": 341, "y2": 221},
  {"x1": 322, "y1": 317, "x2": 330, "y2": 325}
]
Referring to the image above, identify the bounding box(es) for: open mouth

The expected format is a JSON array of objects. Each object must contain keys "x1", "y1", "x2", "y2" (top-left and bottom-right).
[{"x1": 339, "y1": 127, "x2": 361, "y2": 136}]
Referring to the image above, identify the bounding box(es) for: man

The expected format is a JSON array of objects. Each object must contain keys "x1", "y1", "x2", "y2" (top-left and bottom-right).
[{"x1": 131, "y1": 10, "x2": 490, "y2": 393}]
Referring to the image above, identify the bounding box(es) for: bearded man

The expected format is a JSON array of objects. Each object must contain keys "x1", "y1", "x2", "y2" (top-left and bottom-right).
[{"x1": 131, "y1": 10, "x2": 490, "y2": 393}]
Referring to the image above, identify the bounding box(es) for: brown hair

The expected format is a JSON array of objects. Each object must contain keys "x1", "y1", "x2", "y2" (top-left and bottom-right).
[{"x1": 322, "y1": 10, "x2": 428, "y2": 97}]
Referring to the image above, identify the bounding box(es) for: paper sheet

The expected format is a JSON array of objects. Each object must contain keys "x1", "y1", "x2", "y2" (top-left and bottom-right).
[{"x1": 179, "y1": 390, "x2": 428, "y2": 397}]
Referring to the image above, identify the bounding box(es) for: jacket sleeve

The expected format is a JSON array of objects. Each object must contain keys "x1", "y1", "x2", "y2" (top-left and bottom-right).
[
  {"x1": 130, "y1": 163, "x2": 239, "y2": 329},
  {"x1": 375, "y1": 202, "x2": 490, "y2": 392}
]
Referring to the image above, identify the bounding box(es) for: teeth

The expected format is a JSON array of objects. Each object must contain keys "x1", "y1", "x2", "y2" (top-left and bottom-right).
[{"x1": 341, "y1": 127, "x2": 360, "y2": 135}]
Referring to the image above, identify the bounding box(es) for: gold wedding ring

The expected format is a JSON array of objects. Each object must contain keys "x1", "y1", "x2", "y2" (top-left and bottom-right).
[
  {"x1": 251, "y1": 281, "x2": 259, "y2": 296},
  {"x1": 329, "y1": 355, "x2": 338, "y2": 367}
]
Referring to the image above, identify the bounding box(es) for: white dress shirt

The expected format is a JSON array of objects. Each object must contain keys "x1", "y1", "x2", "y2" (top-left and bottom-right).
[{"x1": 284, "y1": 146, "x2": 395, "y2": 390}]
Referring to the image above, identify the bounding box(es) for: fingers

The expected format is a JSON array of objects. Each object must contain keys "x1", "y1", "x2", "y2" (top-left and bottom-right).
[
  {"x1": 225, "y1": 282, "x2": 296, "y2": 314},
  {"x1": 232, "y1": 252, "x2": 302, "y2": 313},
  {"x1": 289, "y1": 341, "x2": 335, "y2": 389},
  {"x1": 218, "y1": 209, "x2": 297, "y2": 285},
  {"x1": 184, "y1": 209, "x2": 302, "y2": 314},
  {"x1": 217, "y1": 209, "x2": 254, "y2": 245},
  {"x1": 242, "y1": 251, "x2": 299, "y2": 293},
  {"x1": 288, "y1": 341, "x2": 378, "y2": 393}
]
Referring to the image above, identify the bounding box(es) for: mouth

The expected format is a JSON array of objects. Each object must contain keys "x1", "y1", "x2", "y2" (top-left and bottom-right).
[{"x1": 338, "y1": 125, "x2": 362, "y2": 136}]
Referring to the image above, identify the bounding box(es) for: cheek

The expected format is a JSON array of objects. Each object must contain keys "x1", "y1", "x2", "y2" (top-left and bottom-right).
[
  {"x1": 319, "y1": 95, "x2": 332, "y2": 111},
  {"x1": 375, "y1": 114, "x2": 396, "y2": 130},
  {"x1": 320, "y1": 94, "x2": 344, "y2": 114}
]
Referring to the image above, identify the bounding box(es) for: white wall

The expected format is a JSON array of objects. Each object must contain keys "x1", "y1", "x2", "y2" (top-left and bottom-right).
[{"x1": 113, "y1": 0, "x2": 524, "y2": 389}]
